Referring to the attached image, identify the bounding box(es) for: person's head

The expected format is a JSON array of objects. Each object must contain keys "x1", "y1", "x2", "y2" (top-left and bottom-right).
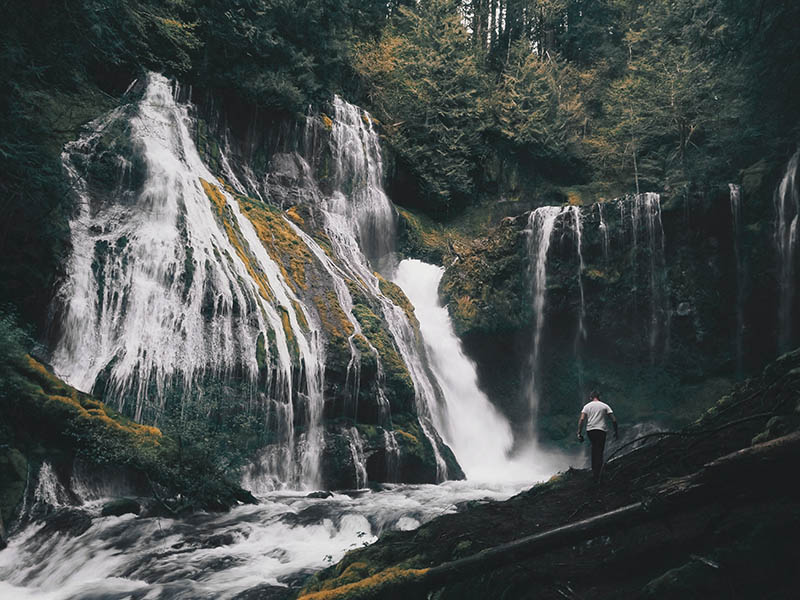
[{"x1": 589, "y1": 390, "x2": 601, "y2": 402}]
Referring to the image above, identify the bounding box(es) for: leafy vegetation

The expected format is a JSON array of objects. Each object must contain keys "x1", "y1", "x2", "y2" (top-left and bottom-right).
[
  {"x1": 0, "y1": 311, "x2": 255, "y2": 514},
  {"x1": 3, "y1": 0, "x2": 798, "y2": 321},
  {"x1": 355, "y1": 0, "x2": 800, "y2": 215}
]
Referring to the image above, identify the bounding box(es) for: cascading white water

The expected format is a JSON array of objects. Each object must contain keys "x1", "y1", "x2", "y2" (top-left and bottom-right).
[
  {"x1": 774, "y1": 149, "x2": 799, "y2": 353},
  {"x1": 51, "y1": 73, "x2": 462, "y2": 490},
  {"x1": 306, "y1": 99, "x2": 450, "y2": 481},
  {"x1": 525, "y1": 206, "x2": 563, "y2": 428},
  {"x1": 0, "y1": 482, "x2": 533, "y2": 600},
  {"x1": 729, "y1": 183, "x2": 744, "y2": 373},
  {"x1": 569, "y1": 206, "x2": 587, "y2": 345},
  {"x1": 597, "y1": 202, "x2": 610, "y2": 262},
  {"x1": 344, "y1": 427, "x2": 369, "y2": 489},
  {"x1": 51, "y1": 73, "x2": 326, "y2": 489},
  {"x1": 33, "y1": 462, "x2": 69, "y2": 509},
  {"x1": 327, "y1": 96, "x2": 397, "y2": 271},
  {"x1": 394, "y1": 260, "x2": 516, "y2": 481}
]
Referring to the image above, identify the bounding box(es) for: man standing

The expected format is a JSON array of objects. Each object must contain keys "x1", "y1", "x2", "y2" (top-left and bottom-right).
[{"x1": 577, "y1": 390, "x2": 618, "y2": 484}]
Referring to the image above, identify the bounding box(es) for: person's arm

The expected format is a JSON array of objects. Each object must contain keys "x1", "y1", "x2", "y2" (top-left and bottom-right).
[
  {"x1": 609, "y1": 412, "x2": 618, "y2": 440},
  {"x1": 577, "y1": 412, "x2": 586, "y2": 441}
]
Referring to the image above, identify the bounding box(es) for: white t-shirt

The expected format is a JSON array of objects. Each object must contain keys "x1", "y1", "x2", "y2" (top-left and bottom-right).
[{"x1": 581, "y1": 400, "x2": 614, "y2": 432}]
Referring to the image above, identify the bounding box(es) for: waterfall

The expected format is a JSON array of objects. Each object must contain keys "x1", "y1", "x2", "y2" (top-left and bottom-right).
[
  {"x1": 775, "y1": 149, "x2": 799, "y2": 353},
  {"x1": 33, "y1": 462, "x2": 69, "y2": 509},
  {"x1": 627, "y1": 192, "x2": 668, "y2": 362},
  {"x1": 305, "y1": 96, "x2": 451, "y2": 481},
  {"x1": 50, "y1": 73, "x2": 458, "y2": 490},
  {"x1": 729, "y1": 183, "x2": 744, "y2": 374},
  {"x1": 597, "y1": 202, "x2": 610, "y2": 262},
  {"x1": 525, "y1": 207, "x2": 563, "y2": 430},
  {"x1": 570, "y1": 206, "x2": 587, "y2": 346},
  {"x1": 52, "y1": 73, "x2": 327, "y2": 488},
  {"x1": 394, "y1": 260, "x2": 530, "y2": 482},
  {"x1": 523, "y1": 194, "x2": 669, "y2": 433},
  {"x1": 344, "y1": 427, "x2": 368, "y2": 489},
  {"x1": 327, "y1": 96, "x2": 397, "y2": 271}
]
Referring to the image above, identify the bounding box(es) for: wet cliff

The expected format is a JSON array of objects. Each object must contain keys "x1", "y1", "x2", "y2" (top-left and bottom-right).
[{"x1": 398, "y1": 154, "x2": 798, "y2": 447}]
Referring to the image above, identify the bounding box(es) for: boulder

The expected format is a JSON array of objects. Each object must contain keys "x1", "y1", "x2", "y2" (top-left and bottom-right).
[
  {"x1": 36, "y1": 507, "x2": 92, "y2": 538},
  {"x1": 101, "y1": 498, "x2": 141, "y2": 517}
]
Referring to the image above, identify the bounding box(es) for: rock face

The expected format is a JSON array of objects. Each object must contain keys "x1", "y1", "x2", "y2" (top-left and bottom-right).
[
  {"x1": 435, "y1": 161, "x2": 794, "y2": 444},
  {"x1": 48, "y1": 73, "x2": 462, "y2": 492}
]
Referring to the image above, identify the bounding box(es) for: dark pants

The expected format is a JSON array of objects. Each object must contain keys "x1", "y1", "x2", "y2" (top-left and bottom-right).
[{"x1": 587, "y1": 429, "x2": 607, "y2": 482}]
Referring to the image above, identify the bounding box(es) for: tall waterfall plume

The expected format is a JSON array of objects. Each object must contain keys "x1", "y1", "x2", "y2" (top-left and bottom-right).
[
  {"x1": 50, "y1": 73, "x2": 458, "y2": 490},
  {"x1": 774, "y1": 149, "x2": 799, "y2": 353}
]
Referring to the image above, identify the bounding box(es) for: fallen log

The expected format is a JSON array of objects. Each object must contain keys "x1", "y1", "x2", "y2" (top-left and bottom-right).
[{"x1": 298, "y1": 431, "x2": 800, "y2": 600}]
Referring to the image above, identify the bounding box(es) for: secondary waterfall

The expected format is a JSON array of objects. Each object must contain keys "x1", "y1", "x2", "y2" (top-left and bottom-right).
[
  {"x1": 395, "y1": 259, "x2": 543, "y2": 482},
  {"x1": 774, "y1": 149, "x2": 799, "y2": 353},
  {"x1": 49, "y1": 73, "x2": 457, "y2": 490},
  {"x1": 524, "y1": 194, "x2": 669, "y2": 423},
  {"x1": 629, "y1": 192, "x2": 668, "y2": 362},
  {"x1": 525, "y1": 206, "x2": 563, "y2": 430}
]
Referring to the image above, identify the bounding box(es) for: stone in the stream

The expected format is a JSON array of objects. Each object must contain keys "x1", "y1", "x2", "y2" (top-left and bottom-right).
[
  {"x1": 101, "y1": 498, "x2": 141, "y2": 517},
  {"x1": 306, "y1": 490, "x2": 333, "y2": 499},
  {"x1": 37, "y1": 507, "x2": 93, "y2": 538}
]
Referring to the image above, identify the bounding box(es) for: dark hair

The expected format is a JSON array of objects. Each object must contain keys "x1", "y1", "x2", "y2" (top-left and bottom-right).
[{"x1": 589, "y1": 390, "x2": 600, "y2": 400}]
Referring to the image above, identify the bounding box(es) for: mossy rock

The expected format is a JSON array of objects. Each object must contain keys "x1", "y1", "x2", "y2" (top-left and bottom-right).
[
  {"x1": 101, "y1": 497, "x2": 141, "y2": 517},
  {"x1": 351, "y1": 303, "x2": 415, "y2": 414},
  {"x1": 397, "y1": 208, "x2": 451, "y2": 264},
  {"x1": 0, "y1": 447, "x2": 28, "y2": 524}
]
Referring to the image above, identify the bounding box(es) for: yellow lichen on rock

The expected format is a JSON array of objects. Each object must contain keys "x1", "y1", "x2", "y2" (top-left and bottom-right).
[
  {"x1": 292, "y1": 299, "x2": 310, "y2": 332},
  {"x1": 313, "y1": 292, "x2": 355, "y2": 340},
  {"x1": 22, "y1": 356, "x2": 162, "y2": 444},
  {"x1": 286, "y1": 205, "x2": 305, "y2": 226},
  {"x1": 376, "y1": 273, "x2": 418, "y2": 327},
  {"x1": 298, "y1": 567, "x2": 429, "y2": 600},
  {"x1": 200, "y1": 178, "x2": 275, "y2": 302},
  {"x1": 235, "y1": 195, "x2": 312, "y2": 292},
  {"x1": 393, "y1": 429, "x2": 419, "y2": 445},
  {"x1": 454, "y1": 295, "x2": 477, "y2": 323},
  {"x1": 278, "y1": 306, "x2": 300, "y2": 362}
]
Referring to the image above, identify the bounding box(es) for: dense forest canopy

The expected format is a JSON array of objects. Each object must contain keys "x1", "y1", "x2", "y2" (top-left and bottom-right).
[{"x1": 1, "y1": 0, "x2": 799, "y2": 323}]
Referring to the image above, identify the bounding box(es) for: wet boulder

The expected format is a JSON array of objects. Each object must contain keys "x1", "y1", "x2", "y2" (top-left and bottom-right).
[
  {"x1": 37, "y1": 507, "x2": 93, "y2": 538},
  {"x1": 101, "y1": 498, "x2": 141, "y2": 517}
]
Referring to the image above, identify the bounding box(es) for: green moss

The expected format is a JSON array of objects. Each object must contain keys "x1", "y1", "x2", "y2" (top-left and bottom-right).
[
  {"x1": 377, "y1": 275, "x2": 418, "y2": 327},
  {"x1": 351, "y1": 303, "x2": 414, "y2": 413},
  {"x1": 397, "y1": 207, "x2": 451, "y2": 263}
]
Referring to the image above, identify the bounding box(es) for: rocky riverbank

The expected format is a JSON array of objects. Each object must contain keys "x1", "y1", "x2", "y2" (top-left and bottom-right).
[{"x1": 297, "y1": 348, "x2": 800, "y2": 599}]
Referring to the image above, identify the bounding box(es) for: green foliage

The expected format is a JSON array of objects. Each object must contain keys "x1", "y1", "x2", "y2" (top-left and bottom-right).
[
  {"x1": 354, "y1": 0, "x2": 490, "y2": 216},
  {"x1": 0, "y1": 309, "x2": 253, "y2": 513},
  {"x1": 491, "y1": 42, "x2": 586, "y2": 165},
  {"x1": 356, "y1": 0, "x2": 800, "y2": 213}
]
